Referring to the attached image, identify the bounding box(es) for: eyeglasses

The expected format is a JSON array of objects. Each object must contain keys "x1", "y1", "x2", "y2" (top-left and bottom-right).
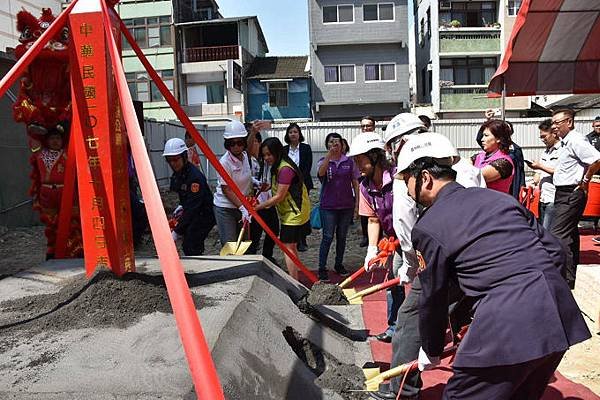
[
  {"x1": 551, "y1": 117, "x2": 571, "y2": 126},
  {"x1": 165, "y1": 156, "x2": 181, "y2": 164},
  {"x1": 361, "y1": 124, "x2": 375, "y2": 129}
]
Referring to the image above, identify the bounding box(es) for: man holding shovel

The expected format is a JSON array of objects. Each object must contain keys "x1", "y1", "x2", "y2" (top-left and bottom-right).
[
  {"x1": 393, "y1": 132, "x2": 589, "y2": 399},
  {"x1": 163, "y1": 138, "x2": 215, "y2": 256}
]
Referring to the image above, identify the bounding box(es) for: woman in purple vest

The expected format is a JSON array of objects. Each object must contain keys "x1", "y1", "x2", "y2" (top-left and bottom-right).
[
  {"x1": 316, "y1": 132, "x2": 360, "y2": 282},
  {"x1": 474, "y1": 119, "x2": 514, "y2": 194}
]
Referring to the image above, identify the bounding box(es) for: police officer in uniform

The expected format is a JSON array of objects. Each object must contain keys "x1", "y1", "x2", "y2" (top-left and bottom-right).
[
  {"x1": 163, "y1": 138, "x2": 215, "y2": 256},
  {"x1": 394, "y1": 132, "x2": 590, "y2": 400}
]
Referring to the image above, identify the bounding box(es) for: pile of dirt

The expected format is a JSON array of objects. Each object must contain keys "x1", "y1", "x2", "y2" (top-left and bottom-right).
[
  {"x1": 282, "y1": 326, "x2": 365, "y2": 400},
  {"x1": 315, "y1": 363, "x2": 367, "y2": 400},
  {"x1": 0, "y1": 270, "x2": 213, "y2": 336},
  {"x1": 297, "y1": 282, "x2": 349, "y2": 313}
]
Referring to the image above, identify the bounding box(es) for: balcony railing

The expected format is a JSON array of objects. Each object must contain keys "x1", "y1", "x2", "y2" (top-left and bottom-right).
[
  {"x1": 184, "y1": 45, "x2": 239, "y2": 63},
  {"x1": 439, "y1": 29, "x2": 501, "y2": 53},
  {"x1": 440, "y1": 85, "x2": 501, "y2": 111}
]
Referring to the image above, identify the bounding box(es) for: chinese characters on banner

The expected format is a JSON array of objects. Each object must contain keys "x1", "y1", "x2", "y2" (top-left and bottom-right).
[{"x1": 69, "y1": 9, "x2": 134, "y2": 277}]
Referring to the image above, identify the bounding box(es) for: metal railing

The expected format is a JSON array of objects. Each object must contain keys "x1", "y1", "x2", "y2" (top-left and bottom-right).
[{"x1": 184, "y1": 45, "x2": 239, "y2": 63}]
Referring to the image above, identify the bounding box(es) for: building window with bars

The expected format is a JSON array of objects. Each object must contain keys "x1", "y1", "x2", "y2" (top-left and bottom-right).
[
  {"x1": 439, "y1": 2, "x2": 497, "y2": 27},
  {"x1": 363, "y1": 3, "x2": 394, "y2": 22},
  {"x1": 324, "y1": 65, "x2": 355, "y2": 83},
  {"x1": 365, "y1": 63, "x2": 396, "y2": 81},
  {"x1": 440, "y1": 57, "x2": 496, "y2": 85},
  {"x1": 126, "y1": 70, "x2": 174, "y2": 102},
  {"x1": 268, "y1": 82, "x2": 288, "y2": 107},
  {"x1": 122, "y1": 16, "x2": 172, "y2": 49}
]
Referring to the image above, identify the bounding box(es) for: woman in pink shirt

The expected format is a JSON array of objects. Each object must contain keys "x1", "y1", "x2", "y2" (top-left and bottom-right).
[{"x1": 474, "y1": 119, "x2": 514, "y2": 194}]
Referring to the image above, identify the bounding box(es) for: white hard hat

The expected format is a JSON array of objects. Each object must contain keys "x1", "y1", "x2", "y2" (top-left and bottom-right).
[
  {"x1": 223, "y1": 120, "x2": 248, "y2": 139},
  {"x1": 163, "y1": 138, "x2": 188, "y2": 156},
  {"x1": 347, "y1": 132, "x2": 386, "y2": 157},
  {"x1": 395, "y1": 132, "x2": 459, "y2": 174},
  {"x1": 384, "y1": 113, "x2": 426, "y2": 144}
]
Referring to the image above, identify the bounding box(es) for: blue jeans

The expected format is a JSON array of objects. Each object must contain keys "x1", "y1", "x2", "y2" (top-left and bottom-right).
[
  {"x1": 214, "y1": 205, "x2": 241, "y2": 246},
  {"x1": 318, "y1": 208, "x2": 354, "y2": 270},
  {"x1": 539, "y1": 202, "x2": 555, "y2": 230}
]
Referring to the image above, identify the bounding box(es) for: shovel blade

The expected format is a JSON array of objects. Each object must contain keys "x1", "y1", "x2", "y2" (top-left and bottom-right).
[
  {"x1": 363, "y1": 367, "x2": 382, "y2": 391},
  {"x1": 220, "y1": 242, "x2": 238, "y2": 256},
  {"x1": 233, "y1": 240, "x2": 252, "y2": 255}
]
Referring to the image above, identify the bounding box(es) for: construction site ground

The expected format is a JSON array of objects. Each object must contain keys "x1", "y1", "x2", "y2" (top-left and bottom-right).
[{"x1": 0, "y1": 217, "x2": 598, "y2": 398}]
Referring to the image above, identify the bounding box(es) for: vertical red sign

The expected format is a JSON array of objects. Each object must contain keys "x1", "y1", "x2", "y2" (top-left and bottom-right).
[{"x1": 69, "y1": 2, "x2": 134, "y2": 277}]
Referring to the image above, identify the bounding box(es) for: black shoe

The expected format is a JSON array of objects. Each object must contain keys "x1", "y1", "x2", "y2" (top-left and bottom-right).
[
  {"x1": 334, "y1": 265, "x2": 350, "y2": 277},
  {"x1": 318, "y1": 269, "x2": 329, "y2": 282},
  {"x1": 369, "y1": 384, "x2": 418, "y2": 400},
  {"x1": 374, "y1": 331, "x2": 393, "y2": 343},
  {"x1": 297, "y1": 243, "x2": 308, "y2": 252},
  {"x1": 593, "y1": 236, "x2": 600, "y2": 244},
  {"x1": 360, "y1": 237, "x2": 369, "y2": 247}
]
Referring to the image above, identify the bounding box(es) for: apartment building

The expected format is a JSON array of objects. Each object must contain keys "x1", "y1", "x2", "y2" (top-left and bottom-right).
[
  {"x1": 413, "y1": 0, "x2": 529, "y2": 118},
  {"x1": 308, "y1": 0, "x2": 410, "y2": 121},
  {"x1": 174, "y1": 13, "x2": 268, "y2": 124}
]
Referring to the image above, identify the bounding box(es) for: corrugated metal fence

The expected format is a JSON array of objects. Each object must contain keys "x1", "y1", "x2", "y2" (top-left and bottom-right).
[{"x1": 147, "y1": 117, "x2": 597, "y2": 184}]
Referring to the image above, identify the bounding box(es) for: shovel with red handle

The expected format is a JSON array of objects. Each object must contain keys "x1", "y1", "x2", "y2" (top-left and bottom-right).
[{"x1": 338, "y1": 236, "x2": 399, "y2": 289}]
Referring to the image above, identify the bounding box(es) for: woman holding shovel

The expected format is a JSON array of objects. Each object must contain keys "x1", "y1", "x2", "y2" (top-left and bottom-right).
[
  {"x1": 255, "y1": 137, "x2": 310, "y2": 280},
  {"x1": 213, "y1": 120, "x2": 254, "y2": 250}
]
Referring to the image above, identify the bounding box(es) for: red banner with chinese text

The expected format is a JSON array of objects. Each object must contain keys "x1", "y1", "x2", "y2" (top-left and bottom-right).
[{"x1": 69, "y1": 7, "x2": 134, "y2": 277}]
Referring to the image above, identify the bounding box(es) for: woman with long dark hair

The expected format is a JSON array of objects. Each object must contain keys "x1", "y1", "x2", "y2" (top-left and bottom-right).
[
  {"x1": 474, "y1": 119, "x2": 514, "y2": 193},
  {"x1": 284, "y1": 123, "x2": 313, "y2": 251},
  {"x1": 255, "y1": 137, "x2": 310, "y2": 280}
]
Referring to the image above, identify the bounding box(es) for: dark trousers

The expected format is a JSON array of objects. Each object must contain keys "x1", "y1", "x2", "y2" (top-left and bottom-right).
[
  {"x1": 389, "y1": 277, "x2": 465, "y2": 397},
  {"x1": 550, "y1": 186, "x2": 586, "y2": 288},
  {"x1": 249, "y1": 207, "x2": 279, "y2": 263},
  {"x1": 360, "y1": 215, "x2": 369, "y2": 239},
  {"x1": 318, "y1": 208, "x2": 353, "y2": 269},
  {"x1": 182, "y1": 213, "x2": 215, "y2": 256},
  {"x1": 390, "y1": 276, "x2": 423, "y2": 397},
  {"x1": 443, "y1": 351, "x2": 565, "y2": 400}
]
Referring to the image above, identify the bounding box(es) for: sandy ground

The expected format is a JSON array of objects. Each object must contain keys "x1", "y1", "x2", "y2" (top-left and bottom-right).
[{"x1": 0, "y1": 192, "x2": 598, "y2": 395}]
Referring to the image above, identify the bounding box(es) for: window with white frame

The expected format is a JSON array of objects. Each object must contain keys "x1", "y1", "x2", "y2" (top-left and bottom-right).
[
  {"x1": 324, "y1": 65, "x2": 355, "y2": 83},
  {"x1": 268, "y1": 82, "x2": 288, "y2": 107},
  {"x1": 507, "y1": 0, "x2": 522, "y2": 16},
  {"x1": 126, "y1": 70, "x2": 174, "y2": 102},
  {"x1": 363, "y1": 3, "x2": 394, "y2": 21},
  {"x1": 365, "y1": 63, "x2": 396, "y2": 82},
  {"x1": 323, "y1": 5, "x2": 354, "y2": 23},
  {"x1": 122, "y1": 16, "x2": 172, "y2": 49}
]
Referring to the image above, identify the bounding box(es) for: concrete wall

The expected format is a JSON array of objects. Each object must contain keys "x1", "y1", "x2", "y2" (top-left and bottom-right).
[
  {"x1": 311, "y1": 43, "x2": 409, "y2": 107},
  {"x1": 309, "y1": 0, "x2": 410, "y2": 120},
  {"x1": 246, "y1": 79, "x2": 311, "y2": 121},
  {"x1": 309, "y1": 0, "x2": 408, "y2": 45},
  {"x1": 0, "y1": 56, "x2": 40, "y2": 227}
]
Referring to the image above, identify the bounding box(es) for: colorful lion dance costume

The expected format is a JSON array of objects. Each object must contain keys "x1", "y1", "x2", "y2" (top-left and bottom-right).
[{"x1": 13, "y1": 8, "x2": 82, "y2": 259}]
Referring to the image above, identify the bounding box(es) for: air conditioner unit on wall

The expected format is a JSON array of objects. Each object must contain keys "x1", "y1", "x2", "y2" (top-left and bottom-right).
[{"x1": 440, "y1": 1, "x2": 452, "y2": 10}]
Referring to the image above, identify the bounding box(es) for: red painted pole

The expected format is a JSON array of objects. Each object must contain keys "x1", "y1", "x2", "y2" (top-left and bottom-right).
[
  {"x1": 100, "y1": 2, "x2": 224, "y2": 399},
  {"x1": 0, "y1": 0, "x2": 79, "y2": 100},
  {"x1": 116, "y1": 15, "x2": 317, "y2": 284}
]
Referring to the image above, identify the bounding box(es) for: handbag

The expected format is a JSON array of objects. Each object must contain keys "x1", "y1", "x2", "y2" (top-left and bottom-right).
[{"x1": 310, "y1": 206, "x2": 322, "y2": 230}]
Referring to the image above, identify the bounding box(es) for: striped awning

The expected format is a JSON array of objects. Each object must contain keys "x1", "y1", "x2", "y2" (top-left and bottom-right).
[{"x1": 488, "y1": 0, "x2": 600, "y2": 97}]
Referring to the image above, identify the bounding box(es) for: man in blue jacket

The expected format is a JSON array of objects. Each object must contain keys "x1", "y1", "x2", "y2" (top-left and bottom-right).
[
  {"x1": 393, "y1": 133, "x2": 590, "y2": 399},
  {"x1": 164, "y1": 138, "x2": 215, "y2": 256}
]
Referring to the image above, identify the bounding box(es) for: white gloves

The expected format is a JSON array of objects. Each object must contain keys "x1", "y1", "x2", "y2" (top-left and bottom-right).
[
  {"x1": 173, "y1": 205, "x2": 183, "y2": 218},
  {"x1": 363, "y1": 245, "x2": 379, "y2": 272},
  {"x1": 417, "y1": 347, "x2": 440, "y2": 371},
  {"x1": 239, "y1": 205, "x2": 252, "y2": 223},
  {"x1": 171, "y1": 231, "x2": 180, "y2": 241}
]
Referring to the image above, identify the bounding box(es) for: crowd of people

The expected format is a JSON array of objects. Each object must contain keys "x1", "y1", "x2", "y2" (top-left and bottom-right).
[{"x1": 163, "y1": 110, "x2": 594, "y2": 400}]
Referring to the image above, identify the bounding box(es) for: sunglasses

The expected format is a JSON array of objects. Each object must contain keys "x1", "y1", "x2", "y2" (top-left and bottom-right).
[{"x1": 228, "y1": 139, "x2": 246, "y2": 147}]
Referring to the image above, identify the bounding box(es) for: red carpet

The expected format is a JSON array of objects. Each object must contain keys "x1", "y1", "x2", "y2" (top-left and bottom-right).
[{"x1": 327, "y1": 255, "x2": 600, "y2": 400}]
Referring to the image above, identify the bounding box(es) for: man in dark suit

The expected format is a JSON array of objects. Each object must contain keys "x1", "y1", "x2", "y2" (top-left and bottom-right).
[
  {"x1": 284, "y1": 123, "x2": 313, "y2": 251},
  {"x1": 390, "y1": 133, "x2": 590, "y2": 400}
]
